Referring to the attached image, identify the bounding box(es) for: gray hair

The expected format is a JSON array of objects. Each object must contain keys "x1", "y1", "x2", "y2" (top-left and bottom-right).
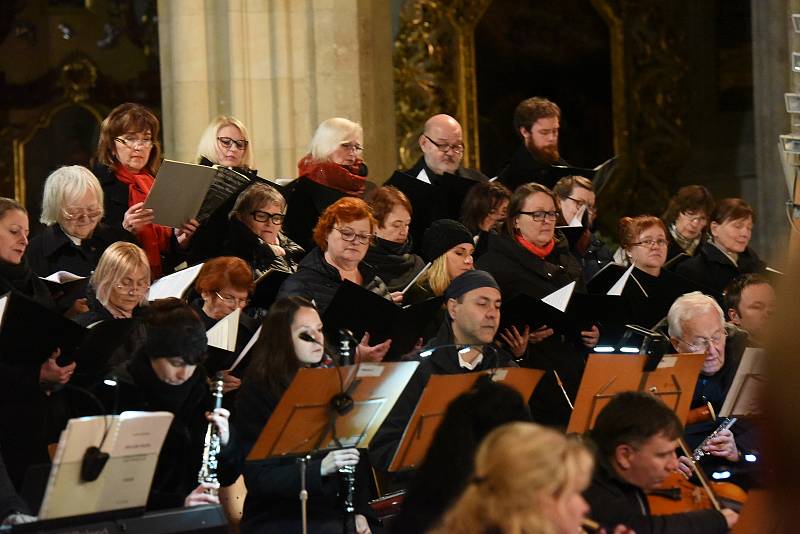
[
  {"x1": 667, "y1": 291, "x2": 725, "y2": 339},
  {"x1": 40, "y1": 166, "x2": 104, "y2": 226},
  {"x1": 194, "y1": 115, "x2": 254, "y2": 169},
  {"x1": 308, "y1": 117, "x2": 362, "y2": 162}
]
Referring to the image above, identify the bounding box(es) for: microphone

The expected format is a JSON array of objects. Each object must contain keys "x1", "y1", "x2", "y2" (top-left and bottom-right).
[
  {"x1": 298, "y1": 332, "x2": 320, "y2": 345},
  {"x1": 64, "y1": 378, "x2": 120, "y2": 482},
  {"x1": 298, "y1": 331, "x2": 353, "y2": 416}
]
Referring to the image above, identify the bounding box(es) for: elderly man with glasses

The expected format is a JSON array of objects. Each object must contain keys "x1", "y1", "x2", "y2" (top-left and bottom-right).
[
  {"x1": 666, "y1": 291, "x2": 755, "y2": 478},
  {"x1": 386, "y1": 114, "x2": 488, "y2": 254}
]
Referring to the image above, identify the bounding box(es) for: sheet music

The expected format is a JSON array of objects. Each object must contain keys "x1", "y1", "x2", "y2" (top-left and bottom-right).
[
  {"x1": 196, "y1": 166, "x2": 252, "y2": 222},
  {"x1": 207, "y1": 308, "x2": 240, "y2": 351},
  {"x1": 542, "y1": 281, "x2": 575, "y2": 312},
  {"x1": 41, "y1": 271, "x2": 86, "y2": 284},
  {"x1": 227, "y1": 325, "x2": 262, "y2": 371},
  {"x1": 415, "y1": 168, "x2": 431, "y2": 184},
  {"x1": 720, "y1": 348, "x2": 766, "y2": 417},
  {"x1": 607, "y1": 262, "x2": 636, "y2": 296},
  {"x1": 147, "y1": 262, "x2": 204, "y2": 300}
]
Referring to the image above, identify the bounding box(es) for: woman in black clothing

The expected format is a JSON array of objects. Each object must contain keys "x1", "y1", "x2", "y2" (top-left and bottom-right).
[
  {"x1": 0, "y1": 198, "x2": 76, "y2": 489},
  {"x1": 100, "y1": 299, "x2": 230, "y2": 510},
  {"x1": 661, "y1": 185, "x2": 715, "y2": 267},
  {"x1": 476, "y1": 183, "x2": 599, "y2": 427},
  {"x1": 191, "y1": 256, "x2": 257, "y2": 397},
  {"x1": 221, "y1": 296, "x2": 379, "y2": 534},
  {"x1": 223, "y1": 182, "x2": 304, "y2": 276},
  {"x1": 74, "y1": 241, "x2": 150, "y2": 327},
  {"x1": 460, "y1": 181, "x2": 511, "y2": 260},
  {"x1": 675, "y1": 198, "x2": 766, "y2": 296},
  {"x1": 363, "y1": 186, "x2": 425, "y2": 292}
]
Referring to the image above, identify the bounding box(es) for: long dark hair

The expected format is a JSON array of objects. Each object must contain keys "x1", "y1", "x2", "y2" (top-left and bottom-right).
[{"x1": 244, "y1": 296, "x2": 318, "y2": 399}]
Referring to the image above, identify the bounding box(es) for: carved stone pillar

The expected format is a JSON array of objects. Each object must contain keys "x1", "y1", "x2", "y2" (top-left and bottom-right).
[{"x1": 157, "y1": 0, "x2": 396, "y2": 182}]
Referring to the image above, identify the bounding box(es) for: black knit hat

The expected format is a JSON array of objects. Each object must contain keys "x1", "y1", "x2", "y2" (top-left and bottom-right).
[
  {"x1": 444, "y1": 270, "x2": 500, "y2": 301},
  {"x1": 421, "y1": 219, "x2": 474, "y2": 263}
]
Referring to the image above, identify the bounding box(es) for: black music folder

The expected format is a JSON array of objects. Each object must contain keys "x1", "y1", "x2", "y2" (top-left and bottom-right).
[
  {"x1": 322, "y1": 281, "x2": 444, "y2": 359},
  {"x1": 40, "y1": 272, "x2": 90, "y2": 311},
  {"x1": 0, "y1": 292, "x2": 87, "y2": 366},
  {"x1": 250, "y1": 268, "x2": 292, "y2": 309}
]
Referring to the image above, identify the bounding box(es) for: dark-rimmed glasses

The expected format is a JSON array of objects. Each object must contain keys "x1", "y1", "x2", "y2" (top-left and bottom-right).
[
  {"x1": 333, "y1": 227, "x2": 373, "y2": 245},
  {"x1": 423, "y1": 134, "x2": 464, "y2": 155},
  {"x1": 517, "y1": 210, "x2": 558, "y2": 222},
  {"x1": 566, "y1": 196, "x2": 597, "y2": 214},
  {"x1": 252, "y1": 211, "x2": 285, "y2": 224},
  {"x1": 218, "y1": 136, "x2": 249, "y2": 150},
  {"x1": 631, "y1": 238, "x2": 668, "y2": 248}
]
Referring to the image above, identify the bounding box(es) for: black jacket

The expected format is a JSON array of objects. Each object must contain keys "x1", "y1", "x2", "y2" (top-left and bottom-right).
[
  {"x1": 496, "y1": 144, "x2": 568, "y2": 191},
  {"x1": 385, "y1": 157, "x2": 487, "y2": 254},
  {"x1": 221, "y1": 376, "x2": 381, "y2": 534},
  {"x1": 0, "y1": 447, "x2": 28, "y2": 520},
  {"x1": 276, "y1": 247, "x2": 391, "y2": 315},
  {"x1": 476, "y1": 233, "x2": 588, "y2": 427},
  {"x1": 675, "y1": 242, "x2": 766, "y2": 297},
  {"x1": 583, "y1": 455, "x2": 728, "y2": 534},
  {"x1": 220, "y1": 218, "x2": 304, "y2": 276},
  {"x1": 368, "y1": 320, "x2": 517, "y2": 472},
  {"x1": 26, "y1": 223, "x2": 135, "y2": 278}
]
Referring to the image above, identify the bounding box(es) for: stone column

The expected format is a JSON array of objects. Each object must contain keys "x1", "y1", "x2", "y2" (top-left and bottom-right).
[
  {"x1": 750, "y1": 0, "x2": 792, "y2": 265},
  {"x1": 157, "y1": 0, "x2": 396, "y2": 182}
]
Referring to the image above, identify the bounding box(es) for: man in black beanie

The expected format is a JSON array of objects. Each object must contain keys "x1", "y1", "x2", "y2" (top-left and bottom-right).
[{"x1": 369, "y1": 270, "x2": 517, "y2": 472}]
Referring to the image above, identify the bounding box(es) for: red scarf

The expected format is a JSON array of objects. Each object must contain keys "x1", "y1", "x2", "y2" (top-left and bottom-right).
[
  {"x1": 114, "y1": 164, "x2": 173, "y2": 278},
  {"x1": 515, "y1": 234, "x2": 555, "y2": 259},
  {"x1": 297, "y1": 154, "x2": 366, "y2": 196}
]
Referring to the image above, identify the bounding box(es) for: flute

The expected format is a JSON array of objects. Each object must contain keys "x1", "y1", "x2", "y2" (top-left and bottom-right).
[{"x1": 692, "y1": 417, "x2": 737, "y2": 462}]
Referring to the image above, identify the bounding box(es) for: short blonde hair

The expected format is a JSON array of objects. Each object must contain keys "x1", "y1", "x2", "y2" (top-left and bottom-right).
[
  {"x1": 91, "y1": 242, "x2": 150, "y2": 307},
  {"x1": 308, "y1": 117, "x2": 363, "y2": 162},
  {"x1": 195, "y1": 115, "x2": 254, "y2": 170},
  {"x1": 40, "y1": 166, "x2": 104, "y2": 226},
  {"x1": 433, "y1": 422, "x2": 593, "y2": 534}
]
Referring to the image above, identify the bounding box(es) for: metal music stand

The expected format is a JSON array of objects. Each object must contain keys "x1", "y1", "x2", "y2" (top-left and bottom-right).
[
  {"x1": 388, "y1": 368, "x2": 544, "y2": 472},
  {"x1": 566, "y1": 353, "x2": 705, "y2": 434}
]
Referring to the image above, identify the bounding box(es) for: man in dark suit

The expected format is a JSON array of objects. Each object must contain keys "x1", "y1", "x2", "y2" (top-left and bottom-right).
[
  {"x1": 497, "y1": 96, "x2": 567, "y2": 191},
  {"x1": 386, "y1": 114, "x2": 487, "y2": 252}
]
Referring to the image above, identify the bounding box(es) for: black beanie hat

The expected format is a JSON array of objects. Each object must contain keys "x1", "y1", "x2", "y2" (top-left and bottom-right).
[
  {"x1": 421, "y1": 219, "x2": 474, "y2": 263},
  {"x1": 444, "y1": 269, "x2": 500, "y2": 301}
]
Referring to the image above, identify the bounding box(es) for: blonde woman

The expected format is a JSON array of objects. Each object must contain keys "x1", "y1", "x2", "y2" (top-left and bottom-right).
[
  {"x1": 75, "y1": 241, "x2": 150, "y2": 326},
  {"x1": 195, "y1": 115, "x2": 255, "y2": 171},
  {"x1": 432, "y1": 422, "x2": 594, "y2": 534}
]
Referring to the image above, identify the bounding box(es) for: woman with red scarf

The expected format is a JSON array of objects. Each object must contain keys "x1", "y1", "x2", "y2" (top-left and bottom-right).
[
  {"x1": 282, "y1": 117, "x2": 369, "y2": 252},
  {"x1": 94, "y1": 103, "x2": 197, "y2": 278},
  {"x1": 476, "y1": 183, "x2": 599, "y2": 428}
]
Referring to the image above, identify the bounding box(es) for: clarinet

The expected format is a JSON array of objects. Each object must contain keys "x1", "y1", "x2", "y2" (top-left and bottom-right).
[
  {"x1": 692, "y1": 417, "x2": 737, "y2": 462},
  {"x1": 198, "y1": 373, "x2": 225, "y2": 495},
  {"x1": 338, "y1": 332, "x2": 357, "y2": 534}
]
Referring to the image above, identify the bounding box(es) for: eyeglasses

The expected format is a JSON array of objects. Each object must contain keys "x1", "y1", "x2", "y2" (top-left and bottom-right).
[
  {"x1": 423, "y1": 134, "x2": 465, "y2": 155},
  {"x1": 632, "y1": 238, "x2": 669, "y2": 248},
  {"x1": 252, "y1": 210, "x2": 285, "y2": 224},
  {"x1": 334, "y1": 227, "x2": 374, "y2": 245},
  {"x1": 339, "y1": 142, "x2": 364, "y2": 154},
  {"x1": 217, "y1": 136, "x2": 249, "y2": 151},
  {"x1": 62, "y1": 208, "x2": 102, "y2": 221},
  {"x1": 681, "y1": 211, "x2": 708, "y2": 224},
  {"x1": 676, "y1": 331, "x2": 726, "y2": 353},
  {"x1": 114, "y1": 280, "x2": 150, "y2": 295},
  {"x1": 517, "y1": 210, "x2": 558, "y2": 222},
  {"x1": 566, "y1": 196, "x2": 597, "y2": 214},
  {"x1": 214, "y1": 291, "x2": 249, "y2": 308},
  {"x1": 114, "y1": 136, "x2": 153, "y2": 149}
]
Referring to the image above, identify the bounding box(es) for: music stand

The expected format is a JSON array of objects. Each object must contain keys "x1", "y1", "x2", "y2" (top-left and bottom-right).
[
  {"x1": 566, "y1": 353, "x2": 705, "y2": 434},
  {"x1": 720, "y1": 347, "x2": 765, "y2": 417},
  {"x1": 388, "y1": 368, "x2": 544, "y2": 472}
]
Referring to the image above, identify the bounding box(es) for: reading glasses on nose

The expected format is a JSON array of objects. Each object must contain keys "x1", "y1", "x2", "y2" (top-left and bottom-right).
[
  {"x1": 114, "y1": 137, "x2": 153, "y2": 149},
  {"x1": 339, "y1": 142, "x2": 364, "y2": 153},
  {"x1": 62, "y1": 208, "x2": 102, "y2": 221},
  {"x1": 677, "y1": 332, "x2": 726, "y2": 352},
  {"x1": 632, "y1": 239, "x2": 669, "y2": 248},
  {"x1": 566, "y1": 196, "x2": 597, "y2": 214},
  {"x1": 215, "y1": 291, "x2": 249, "y2": 307},
  {"x1": 334, "y1": 227, "x2": 374, "y2": 245}
]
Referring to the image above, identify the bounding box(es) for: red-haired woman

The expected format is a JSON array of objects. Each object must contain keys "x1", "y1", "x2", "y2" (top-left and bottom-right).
[
  {"x1": 191, "y1": 256, "x2": 258, "y2": 395},
  {"x1": 277, "y1": 197, "x2": 402, "y2": 361},
  {"x1": 94, "y1": 103, "x2": 198, "y2": 277}
]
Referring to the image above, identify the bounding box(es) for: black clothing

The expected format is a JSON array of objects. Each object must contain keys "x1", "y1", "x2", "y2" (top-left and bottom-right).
[
  {"x1": 0, "y1": 448, "x2": 28, "y2": 520},
  {"x1": 26, "y1": 223, "x2": 135, "y2": 279},
  {"x1": 96, "y1": 354, "x2": 211, "y2": 510},
  {"x1": 583, "y1": 454, "x2": 728, "y2": 534},
  {"x1": 276, "y1": 247, "x2": 392, "y2": 315},
  {"x1": 675, "y1": 242, "x2": 766, "y2": 298},
  {"x1": 0, "y1": 259, "x2": 58, "y2": 489},
  {"x1": 282, "y1": 177, "x2": 351, "y2": 253},
  {"x1": 476, "y1": 233, "x2": 588, "y2": 427},
  {"x1": 496, "y1": 144, "x2": 568, "y2": 191},
  {"x1": 620, "y1": 268, "x2": 708, "y2": 331},
  {"x1": 220, "y1": 218, "x2": 304, "y2": 276},
  {"x1": 577, "y1": 232, "x2": 615, "y2": 282},
  {"x1": 363, "y1": 237, "x2": 425, "y2": 292},
  {"x1": 221, "y1": 376, "x2": 381, "y2": 534},
  {"x1": 94, "y1": 164, "x2": 130, "y2": 231},
  {"x1": 385, "y1": 157, "x2": 486, "y2": 254},
  {"x1": 369, "y1": 320, "x2": 517, "y2": 472}
]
